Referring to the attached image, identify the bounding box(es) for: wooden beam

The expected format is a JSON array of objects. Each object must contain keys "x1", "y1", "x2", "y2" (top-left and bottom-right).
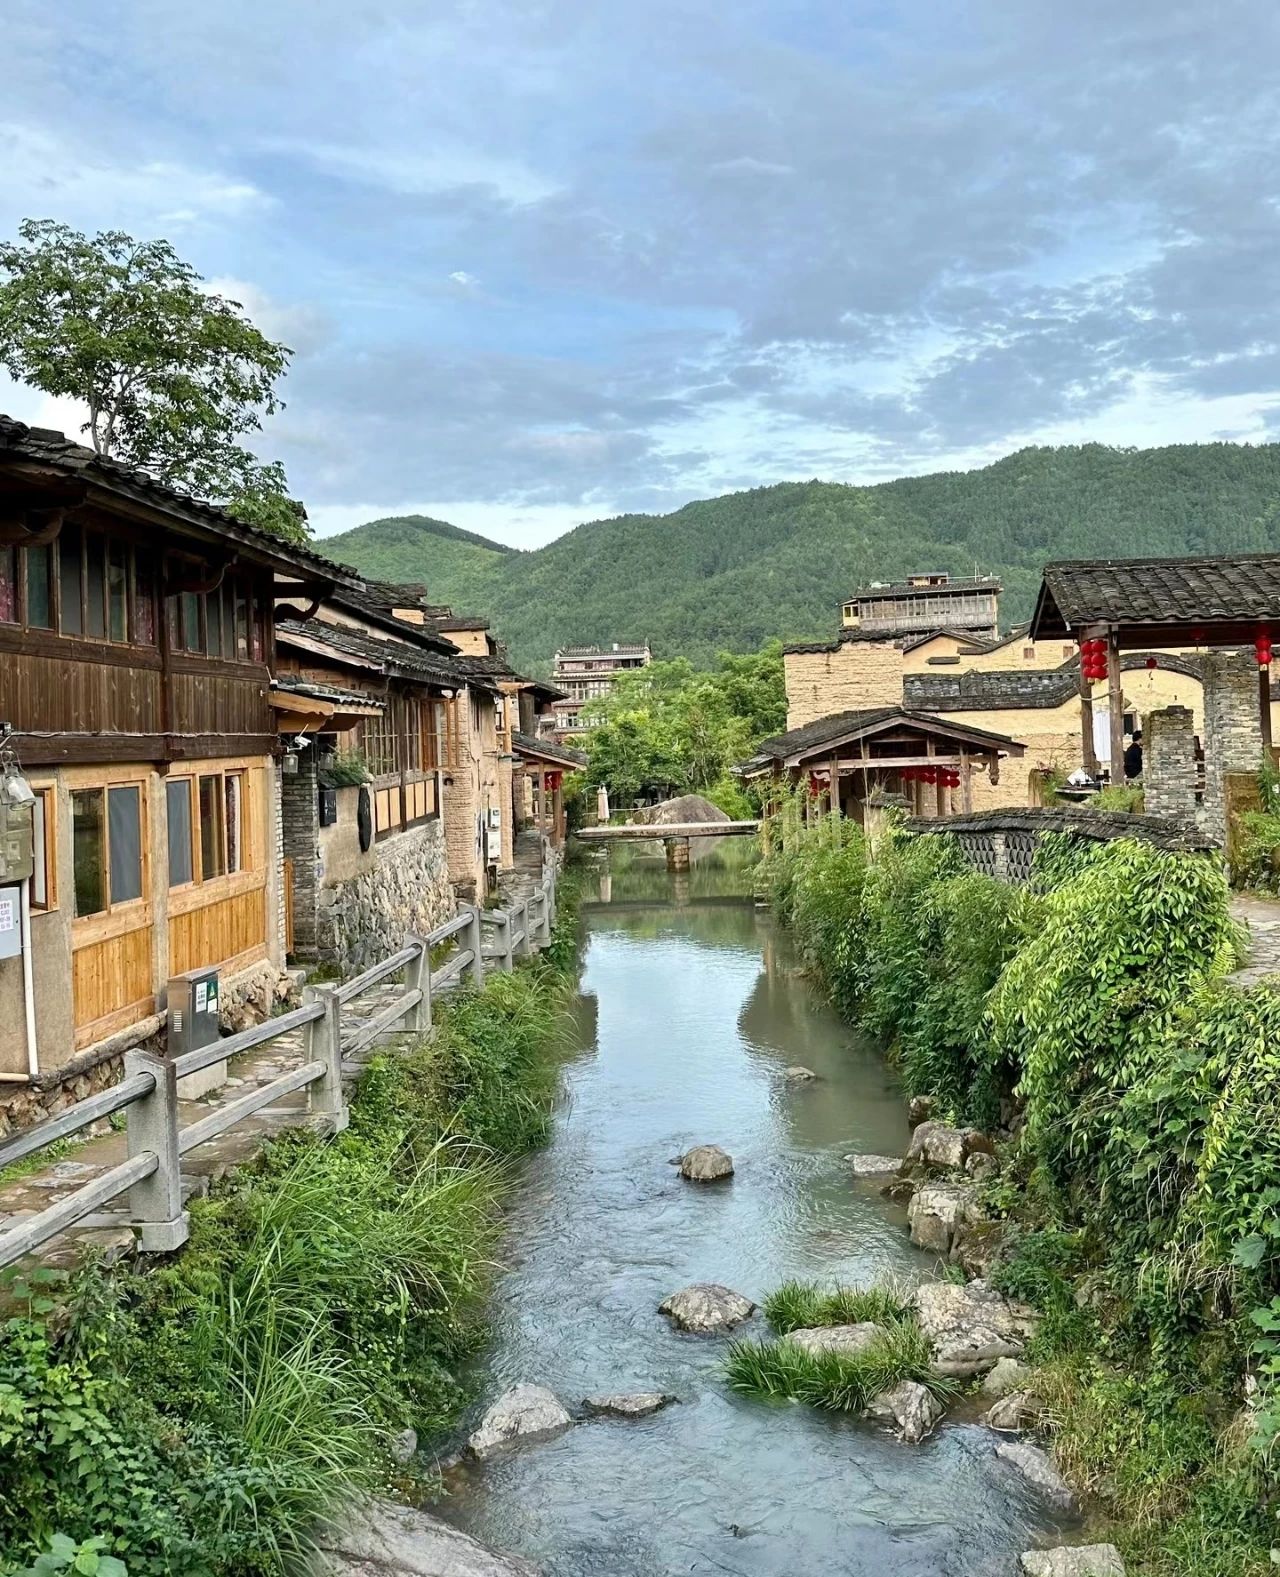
[
  {"x1": 1261, "y1": 667, "x2": 1274, "y2": 752},
  {"x1": 1107, "y1": 629, "x2": 1125, "y2": 782}
]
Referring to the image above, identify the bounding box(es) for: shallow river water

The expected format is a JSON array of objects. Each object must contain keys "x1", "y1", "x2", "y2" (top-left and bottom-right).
[{"x1": 439, "y1": 841, "x2": 1061, "y2": 1576}]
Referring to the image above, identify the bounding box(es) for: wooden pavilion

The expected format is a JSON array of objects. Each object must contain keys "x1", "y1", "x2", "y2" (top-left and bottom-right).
[
  {"x1": 1031, "y1": 552, "x2": 1280, "y2": 774},
  {"x1": 736, "y1": 706, "x2": 1024, "y2": 824}
]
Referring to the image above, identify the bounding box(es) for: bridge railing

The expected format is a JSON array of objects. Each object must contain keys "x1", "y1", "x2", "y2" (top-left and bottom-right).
[{"x1": 0, "y1": 864, "x2": 558, "y2": 1270}]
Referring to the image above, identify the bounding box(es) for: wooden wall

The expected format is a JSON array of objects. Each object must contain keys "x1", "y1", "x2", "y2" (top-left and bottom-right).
[
  {"x1": 0, "y1": 643, "x2": 164, "y2": 735},
  {"x1": 72, "y1": 910, "x2": 156, "y2": 1050},
  {"x1": 170, "y1": 882, "x2": 269, "y2": 977}
]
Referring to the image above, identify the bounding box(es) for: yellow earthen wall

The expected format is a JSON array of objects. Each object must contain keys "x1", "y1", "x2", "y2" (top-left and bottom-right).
[{"x1": 784, "y1": 642, "x2": 904, "y2": 728}]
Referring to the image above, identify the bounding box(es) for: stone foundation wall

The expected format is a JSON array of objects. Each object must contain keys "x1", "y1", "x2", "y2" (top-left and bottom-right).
[{"x1": 317, "y1": 818, "x2": 454, "y2": 974}]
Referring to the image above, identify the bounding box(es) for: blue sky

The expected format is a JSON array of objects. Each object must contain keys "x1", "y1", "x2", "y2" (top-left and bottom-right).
[{"x1": 3, "y1": 0, "x2": 1279, "y2": 546}]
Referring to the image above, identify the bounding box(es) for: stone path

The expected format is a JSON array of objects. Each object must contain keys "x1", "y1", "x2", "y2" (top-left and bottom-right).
[{"x1": 1229, "y1": 894, "x2": 1280, "y2": 988}]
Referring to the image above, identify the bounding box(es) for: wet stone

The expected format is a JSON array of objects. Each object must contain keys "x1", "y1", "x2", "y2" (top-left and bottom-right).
[
  {"x1": 845, "y1": 1153, "x2": 903, "y2": 1176},
  {"x1": 996, "y1": 1439, "x2": 1076, "y2": 1512},
  {"x1": 659, "y1": 1284, "x2": 755, "y2": 1334},
  {"x1": 467, "y1": 1384, "x2": 573, "y2": 1458},
  {"x1": 678, "y1": 1144, "x2": 734, "y2": 1182},
  {"x1": 581, "y1": 1392, "x2": 678, "y2": 1418},
  {"x1": 780, "y1": 1321, "x2": 883, "y2": 1358},
  {"x1": 1020, "y1": 1547, "x2": 1125, "y2": 1577}
]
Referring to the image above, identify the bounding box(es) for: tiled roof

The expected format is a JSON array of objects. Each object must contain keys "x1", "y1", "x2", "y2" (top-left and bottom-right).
[
  {"x1": 740, "y1": 706, "x2": 1025, "y2": 772},
  {"x1": 277, "y1": 616, "x2": 464, "y2": 687},
  {"x1": 910, "y1": 806, "x2": 1217, "y2": 853},
  {"x1": 907, "y1": 651, "x2": 1207, "y2": 713},
  {"x1": 273, "y1": 675, "x2": 385, "y2": 710},
  {"x1": 0, "y1": 415, "x2": 359, "y2": 585},
  {"x1": 1033, "y1": 553, "x2": 1280, "y2": 638},
  {"x1": 850, "y1": 575, "x2": 1002, "y2": 598},
  {"x1": 783, "y1": 628, "x2": 906, "y2": 655},
  {"x1": 328, "y1": 585, "x2": 462, "y2": 655},
  {"x1": 512, "y1": 731, "x2": 586, "y2": 768}
]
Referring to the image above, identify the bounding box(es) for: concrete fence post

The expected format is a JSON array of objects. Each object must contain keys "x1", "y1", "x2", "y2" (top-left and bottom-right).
[
  {"x1": 500, "y1": 910, "x2": 515, "y2": 972},
  {"x1": 306, "y1": 984, "x2": 349, "y2": 1134},
  {"x1": 404, "y1": 934, "x2": 431, "y2": 1033},
  {"x1": 515, "y1": 900, "x2": 532, "y2": 959},
  {"x1": 466, "y1": 904, "x2": 485, "y2": 987},
  {"x1": 125, "y1": 1048, "x2": 189, "y2": 1254}
]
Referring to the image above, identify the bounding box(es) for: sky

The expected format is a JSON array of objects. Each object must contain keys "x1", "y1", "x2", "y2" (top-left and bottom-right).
[{"x1": 2, "y1": 0, "x2": 1279, "y2": 547}]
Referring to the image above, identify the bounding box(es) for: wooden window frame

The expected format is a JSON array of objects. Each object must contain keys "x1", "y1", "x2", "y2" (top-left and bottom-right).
[
  {"x1": 29, "y1": 785, "x2": 57, "y2": 913},
  {"x1": 69, "y1": 772, "x2": 150, "y2": 923},
  {"x1": 168, "y1": 767, "x2": 253, "y2": 887}
]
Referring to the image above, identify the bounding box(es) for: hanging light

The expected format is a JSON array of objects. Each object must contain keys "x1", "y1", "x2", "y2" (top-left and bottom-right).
[
  {"x1": 1146, "y1": 656, "x2": 1158, "y2": 670},
  {"x1": 1256, "y1": 627, "x2": 1273, "y2": 669},
  {"x1": 1080, "y1": 637, "x2": 1108, "y2": 682}
]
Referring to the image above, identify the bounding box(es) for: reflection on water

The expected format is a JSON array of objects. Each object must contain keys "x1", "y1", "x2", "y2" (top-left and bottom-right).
[{"x1": 438, "y1": 840, "x2": 1058, "y2": 1575}]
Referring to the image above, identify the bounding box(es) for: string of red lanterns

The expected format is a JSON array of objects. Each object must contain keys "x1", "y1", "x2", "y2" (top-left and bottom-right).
[
  {"x1": 900, "y1": 765, "x2": 962, "y2": 789},
  {"x1": 1079, "y1": 637, "x2": 1108, "y2": 681},
  {"x1": 1257, "y1": 626, "x2": 1273, "y2": 670}
]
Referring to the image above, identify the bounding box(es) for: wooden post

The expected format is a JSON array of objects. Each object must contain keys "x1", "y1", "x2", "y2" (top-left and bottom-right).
[
  {"x1": 552, "y1": 775, "x2": 564, "y2": 847},
  {"x1": 1107, "y1": 630, "x2": 1125, "y2": 782},
  {"x1": 960, "y1": 747, "x2": 973, "y2": 813},
  {"x1": 404, "y1": 934, "x2": 430, "y2": 1032},
  {"x1": 1078, "y1": 662, "x2": 1099, "y2": 777},
  {"x1": 829, "y1": 750, "x2": 840, "y2": 831},
  {"x1": 1261, "y1": 667, "x2": 1274, "y2": 752}
]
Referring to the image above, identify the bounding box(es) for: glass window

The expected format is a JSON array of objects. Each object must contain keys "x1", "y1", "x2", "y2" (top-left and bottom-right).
[
  {"x1": 30, "y1": 789, "x2": 53, "y2": 910},
  {"x1": 199, "y1": 774, "x2": 225, "y2": 878},
  {"x1": 206, "y1": 583, "x2": 225, "y2": 657},
  {"x1": 181, "y1": 592, "x2": 202, "y2": 653},
  {"x1": 71, "y1": 788, "x2": 105, "y2": 917},
  {"x1": 225, "y1": 774, "x2": 242, "y2": 873},
  {"x1": 85, "y1": 533, "x2": 106, "y2": 638},
  {"x1": 25, "y1": 545, "x2": 53, "y2": 629},
  {"x1": 59, "y1": 527, "x2": 83, "y2": 635},
  {"x1": 107, "y1": 785, "x2": 143, "y2": 904},
  {"x1": 233, "y1": 584, "x2": 249, "y2": 660},
  {"x1": 167, "y1": 779, "x2": 194, "y2": 887},
  {"x1": 0, "y1": 547, "x2": 15, "y2": 622},
  {"x1": 108, "y1": 543, "x2": 129, "y2": 641},
  {"x1": 251, "y1": 596, "x2": 265, "y2": 662},
  {"x1": 133, "y1": 550, "x2": 155, "y2": 646}
]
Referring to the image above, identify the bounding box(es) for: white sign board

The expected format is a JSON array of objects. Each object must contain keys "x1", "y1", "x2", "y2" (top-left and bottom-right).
[{"x1": 0, "y1": 886, "x2": 20, "y2": 961}]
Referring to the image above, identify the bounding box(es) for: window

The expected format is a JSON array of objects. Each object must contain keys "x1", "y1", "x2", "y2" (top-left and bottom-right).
[
  {"x1": 0, "y1": 547, "x2": 14, "y2": 622},
  {"x1": 133, "y1": 550, "x2": 156, "y2": 646},
  {"x1": 59, "y1": 526, "x2": 83, "y2": 635},
  {"x1": 1023, "y1": 646, "x2": 1035, "y2": 660},
  {"x1": 181, "y1": 592, "x2": 202, "y2": 653},
  {"x1": 29, "y1": 787, "x2": 55, "y2": 911},
  {"x1": 85, "y1": 533, "x2": 107, "y2": 638},
  {"x1": 199, "y1": 775, "x2": 226, "y2": 879},
  {"x1": 107, "y1": 542, "x2": 129, "y2": 641},
  {"x1": 72, "y1": 788, "x2": 105, "y2": 916},
  {"x1": 169, "y1": 770, "x2": 248, "y2": 883},
  {"x1": 363, "y1": 711, "x2": 396, "y2": 777},
  {"x1": 108, "y1": 785, "x2": 143, "y2": 903},
  {"x1": 167, "y1": 779, "x2": 194, "y2": 887},
  {"x1": 26, "y1": 545, "x2": 53, "y2": 629}
]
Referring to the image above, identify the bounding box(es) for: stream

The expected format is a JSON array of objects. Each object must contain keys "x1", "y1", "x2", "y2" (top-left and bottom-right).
[{"x1": 438, "y1": 840, "x2": 1061, "y2": 1575}]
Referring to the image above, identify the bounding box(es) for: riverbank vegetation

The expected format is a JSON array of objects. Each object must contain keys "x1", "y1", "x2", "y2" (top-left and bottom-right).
[
  {"x1": 580, "y1": 643, "x2": 784, "y2": 813},
  {"x1": 761, "y1": 818, "x2": 1279, "y2": 1574},
  {"x1": 0, "y1": 908, "x2": 580, "y2": 1576}
]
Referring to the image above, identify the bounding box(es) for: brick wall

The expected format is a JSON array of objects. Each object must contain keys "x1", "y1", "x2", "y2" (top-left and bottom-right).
[
  {"x1": 1199, "y1": 651, "x2": 1263, "y2": 844},
  {"x1": 280, "y1": 752, "x2": 320, "y2": 956},
  {"x1": 1144, "y1": 705, "x2": 1197, "y2": 824}
]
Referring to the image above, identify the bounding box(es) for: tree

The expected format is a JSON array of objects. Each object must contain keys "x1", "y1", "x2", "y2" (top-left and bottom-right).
[{"x1": 0, "y1": 219, "x2": 305, "y2": 541}]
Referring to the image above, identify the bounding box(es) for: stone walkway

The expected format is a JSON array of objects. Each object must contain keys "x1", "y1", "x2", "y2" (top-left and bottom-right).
[{"x1": 1229, "y1": 894, "x2": 1280, "y2": 988}]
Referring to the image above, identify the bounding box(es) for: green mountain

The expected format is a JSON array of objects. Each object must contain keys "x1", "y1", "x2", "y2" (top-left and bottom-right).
[{"x1": 320, "y1": 443, "x2": 1280, "y2": 671}]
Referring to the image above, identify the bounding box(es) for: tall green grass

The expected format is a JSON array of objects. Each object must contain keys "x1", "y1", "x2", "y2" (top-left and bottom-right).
[
  {"x1": 762, "y1": 1279, "x2": 908, "y2": 1334},
  {"x1": 724, "y1": 1320, "x2": 948, "y2": 1413}
]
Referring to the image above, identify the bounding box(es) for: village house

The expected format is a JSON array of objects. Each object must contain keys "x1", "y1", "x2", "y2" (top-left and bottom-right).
[
  {"x1": 0, "y1": 416, "x2": 364, "y2": 1123},
  {"x1": 551, "y1": 640, "x2": 652, "y2": 735},
  {"x1": 841, "y1": 572, "x2": 1002, "y2": 640}
]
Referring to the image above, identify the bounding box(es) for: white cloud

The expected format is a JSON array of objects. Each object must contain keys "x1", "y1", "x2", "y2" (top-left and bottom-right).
[
  {"x1": 205, "y1": 276, "x2": 332, "y2": 357},
  {"x1": 448, "y1": 270, "x2": 479, "y2": 287},
  {"x1": 259, "y1": 137, "x2": 559, "y2": 206}
]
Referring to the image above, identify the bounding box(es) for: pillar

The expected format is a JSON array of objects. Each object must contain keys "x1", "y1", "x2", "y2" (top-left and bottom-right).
[
  {"x1": 1143, "y1": 705, "x2": 1197, "y2": 825},
  {"x1": 1106, "y1": 631, "x2": 1125, "y2": 783},
  {"x1": 665, "y1": 836, "x2": 691, "y2": 872},
  {"x1": 1200, "y1": 650, "x2": 1264, "y2": 846}
]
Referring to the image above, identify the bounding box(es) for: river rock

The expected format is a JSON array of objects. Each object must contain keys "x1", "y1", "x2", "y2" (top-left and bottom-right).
[
  {"x1": 950, "y1": 1217, "x2": 1005, "y2": 1278},
  {"x1": 907, "y1": 1095, "x2": 935, "y2": 1127},
  {"x1": 982, "y1": 1356, "x2": 1032, "y2": 1398},
  {"x1": 985, "y1": 1389, "x2": 1044, "y2": 1433},
  {"x1": 845, "y1": 1153, "x2": 904, "y2": 1176},
  {"x1": 908, "y1": 1182, "x2": 976, "y2": 1253},
  {"x1": 582, "y1": 1392, "x2": 678, "y2": 1417},
  {"x1": 965, "y1": 1150, "x2": 999, "y2": 1181},
  {"x1": 467, "y1": 1384, "x2": 573, "y2": 1458},
  {"x1": 1020, "y1": 1547, "x2": 1125, "y2": 1577},
  {"x1": 996, "y1": 1439, "x2": 1076, "y2": 1511},
  {"x1": 907, "y1": 1121, "x2": 993, "y2": 1170},
  {"x1": 679, "y1": 1144, "x2": 735, "y2": 1182},
  {"x1": 659, "y1": 1283, "x2": 756, "y2": 1333},
  {"x1": 914, "y1": 1279, "x2": 1037, "y2": 1378},
  {"x1": 389, "y1": 1426, "x2": 418, "y2": 1464},
  {"x1": 864, "y1": 1379, "x2": 944, "y2": 1443},
  {"x1": 319, "y1": 1498, "x2": 541, "y2": 1575},
  {"x1": 780, "y1": 1321, "x2": 883, "y2": 1358},
  {"x1": 784, "y1": 1065, "x2": 817, "y2": 1082}
]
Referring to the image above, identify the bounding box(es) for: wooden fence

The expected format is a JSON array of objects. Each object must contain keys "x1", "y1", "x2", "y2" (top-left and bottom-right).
[{"x1": 0, "y1": 866, "x2": 558, "y2": 1270}]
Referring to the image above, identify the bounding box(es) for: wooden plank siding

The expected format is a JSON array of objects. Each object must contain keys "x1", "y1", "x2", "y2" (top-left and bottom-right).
[
  {"x1": 170, "y1": 882, "x2": 269, "y2": 979},
  {"x1": 0, "y1": 645, "x2": 164, "y2": 735},
  {"x1": 72, "y1": 922, "x2": 155, "y2": 1050}
]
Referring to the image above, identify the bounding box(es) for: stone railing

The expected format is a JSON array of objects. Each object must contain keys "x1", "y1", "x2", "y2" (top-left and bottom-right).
[{"x1": 905, "y1": 807, "x2": 1219, "y2": 885}]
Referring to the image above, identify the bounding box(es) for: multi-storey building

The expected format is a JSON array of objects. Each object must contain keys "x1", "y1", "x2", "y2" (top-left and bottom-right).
[
  {"x1": 841, "y1": 573, "x2": 1002, "y2": 640},
  {"x1": 551, "y1": 641, "x2": 652, "y2": 734}
]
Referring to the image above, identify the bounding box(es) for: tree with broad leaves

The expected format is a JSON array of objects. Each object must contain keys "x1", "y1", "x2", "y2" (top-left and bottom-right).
[{"x1": 0, "y1": 218, "x2": 308, "y2": 543}]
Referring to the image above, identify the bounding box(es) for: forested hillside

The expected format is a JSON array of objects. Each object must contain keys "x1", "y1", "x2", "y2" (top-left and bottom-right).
[{"x1": 322, "y1": 443, "x2": 1280, "y2": 670}]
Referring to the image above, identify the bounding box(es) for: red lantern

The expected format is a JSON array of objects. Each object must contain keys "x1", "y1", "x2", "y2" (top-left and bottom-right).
[
  {"x1": 1257, "y1": 627, "x2": 1273, "y2": 669},
  {"x1": 545, "y1": 770, "x2": 562, "y2": 793},
  {"x1": 807, "y1": 772, "x2": 823, "y2": 798},
  {"x1": 1080, "y1": 637, "x2": 1109, "y2": 682},
  {"x1": 922, "y1": 764, "x2": 937, "y2": 785},
  {"x1": 1146, "y1": 656, "x2": 1158, "y2": 670}
]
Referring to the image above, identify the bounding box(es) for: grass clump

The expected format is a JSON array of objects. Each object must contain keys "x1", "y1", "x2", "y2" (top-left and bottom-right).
[
  {"x1": 762, "y1": 1278, "x2": 908, "y2": 1334},
  {"x1": 724, "y1": 1318, "x2": 947, "y2": 1413}
]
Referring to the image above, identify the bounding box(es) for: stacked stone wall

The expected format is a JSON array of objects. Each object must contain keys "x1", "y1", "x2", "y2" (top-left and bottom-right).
[
  {"x1": 280, "y1": 753, "x2": 320, "y2": 956},
  {"x1": 1199, "y1": 652, "x2": 1263, "y2": 845},
  {"x1": 316, "y1": 819, "x2": 453, "y2": 975},
  {"x1": 1144, "y1": 705, "x2": 1198, "y2": 825}
]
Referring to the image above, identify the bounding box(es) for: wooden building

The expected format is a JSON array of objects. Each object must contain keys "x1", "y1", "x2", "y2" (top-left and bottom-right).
[
  {"x1": 0, "y1": 416, "x2": 359, "y2": 1110},
  {"x1": 737, "y1": 706, "x2": 1024, "y2": 829},
  {"x1": 841, "y1": 573, "x2": 1002, "y2": 640},
  {"x1": 551, "y1": 641, "x2": 652, "y2": 735}
]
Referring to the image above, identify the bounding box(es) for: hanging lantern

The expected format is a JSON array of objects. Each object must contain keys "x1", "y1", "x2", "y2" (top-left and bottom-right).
[
  {"x1": 1256, "y1": 627, "x2": 1273, "y2": 670},
  {"x1": 807, "y1": 771, "x2": 823, "y2": 798},
  {"x1": 1191, "y1": 626, "x2": 1206, "y2": 646},
  {"x1": 922, "y1": 764, "x2": 937, "y2": 785},
  {"x1": 1080, "y1": 637, "x2": 1108, "y2": 682},
  {"x1": 545, "y1": 770, "x2": 562, "y2": 793},
  {"x1": 1145, "y1": 656, "x2": 1158, "y2": 670}
]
